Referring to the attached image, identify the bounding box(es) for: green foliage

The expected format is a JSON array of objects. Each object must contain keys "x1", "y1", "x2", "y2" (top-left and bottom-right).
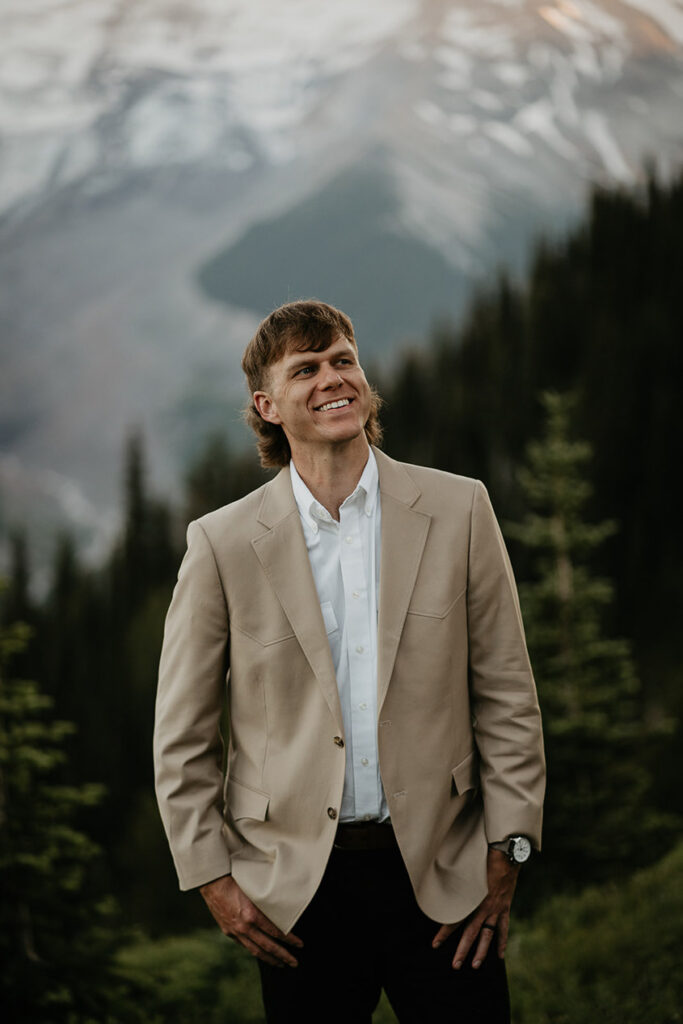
[
  {"x1": 0, "y1": 614, "x2": 141, "y2": 1022},
  {"x1": 116, "y1": 929, "x2": 264, "y2": 1024},
  {"x1": 183, "y1": 431, "x2": 271, "y2": 523},
  {"x1": 508, "y1": 841, "x2": 683, "y2": 1024},
  {"x1": 115, "y1": 430, "x2": 176, "y2": 612},
  {"x1": 506, "y1": 393, "x2": 677, "y2": 893}
]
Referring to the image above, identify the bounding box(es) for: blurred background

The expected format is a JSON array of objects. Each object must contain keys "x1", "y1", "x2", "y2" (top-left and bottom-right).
[{"x1": 1, "y1": 1, "x2": 682, "y2": 1021}]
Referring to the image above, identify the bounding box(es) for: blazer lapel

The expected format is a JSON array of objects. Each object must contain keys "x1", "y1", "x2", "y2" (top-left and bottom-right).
[
  {"x1": 251, "y1": 468, "x2": 343, "y2": 728},
  {"x1": 374, "y1": 448, "x2": 432, "y2": 711}
]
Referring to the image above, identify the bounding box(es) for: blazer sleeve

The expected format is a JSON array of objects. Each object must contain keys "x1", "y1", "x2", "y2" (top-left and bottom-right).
[
  {"x1": 153, "y1": 520, "x2": 232, "y2": 889},
  {"x1": 467, "y1": 480, "x2": 546, "y2": 849}
]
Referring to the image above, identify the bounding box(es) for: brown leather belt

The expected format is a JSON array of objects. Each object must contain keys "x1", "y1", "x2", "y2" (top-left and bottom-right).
[{"x1": 333, "y1": 821, "x2": 398, "y2": 851}]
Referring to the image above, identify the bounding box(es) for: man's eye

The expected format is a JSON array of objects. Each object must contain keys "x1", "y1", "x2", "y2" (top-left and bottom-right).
[{"x1": 296, "y1": 366, "x2": 315, "y2": 376}]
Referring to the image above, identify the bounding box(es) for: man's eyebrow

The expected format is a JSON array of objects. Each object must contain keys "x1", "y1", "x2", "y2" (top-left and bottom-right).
[
  {"x1": 285, "y1": 345, "x2": 355, "y2": 373},
  {"x1": 286, "y1": 354, "x2": 318, "y2": 373}
]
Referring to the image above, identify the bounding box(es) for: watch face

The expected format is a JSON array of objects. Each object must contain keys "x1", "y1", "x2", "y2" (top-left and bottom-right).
[{"x1": 512, "y1": 836, "x2": 531, "y2": 863}]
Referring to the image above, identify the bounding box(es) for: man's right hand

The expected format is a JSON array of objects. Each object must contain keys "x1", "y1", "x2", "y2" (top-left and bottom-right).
[{"x1": 199, "y1": 874, "x2": 303, "y2": 968}]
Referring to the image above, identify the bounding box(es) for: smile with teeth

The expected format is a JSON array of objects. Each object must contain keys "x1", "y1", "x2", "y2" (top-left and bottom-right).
[{"x1": 316, "y1": 398, "x2": 352, "y2": 412}]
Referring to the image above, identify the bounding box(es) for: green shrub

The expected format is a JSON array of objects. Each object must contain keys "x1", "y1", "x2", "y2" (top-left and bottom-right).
[
  {"x1": 508, "y1": 841, "x2": 683, "y2": 1023},
  {"x1": 116, "y1": 930, "x2": 263, "y2": 1023}
]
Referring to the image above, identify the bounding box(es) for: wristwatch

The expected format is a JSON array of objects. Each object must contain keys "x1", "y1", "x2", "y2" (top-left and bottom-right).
[{"x1": 488, "y1": 835, "x2": 532, "y2": 865}]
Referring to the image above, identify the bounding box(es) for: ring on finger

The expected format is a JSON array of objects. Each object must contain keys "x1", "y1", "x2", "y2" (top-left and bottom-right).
[{"x1": 481, "y1": 923, "x2": 496, "y2": 932}]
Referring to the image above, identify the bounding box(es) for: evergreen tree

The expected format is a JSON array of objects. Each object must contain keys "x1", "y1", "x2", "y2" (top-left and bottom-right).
[
  {"x1": 1, "y1": 530, "x2": 41, "y2": 682},
  {"x1": 0, "y1": 608, "x2": 141, "y2": 1022},
  {"x1": 506, "y1": 392, "x2": 676, "y2": 892},
  {"x1": 103, "y1": 433, "x2": 176, "y2": 823},
  {"x1": 5, "y1": 530, "x2": 31, "y2": 623},
  {"x1": 184, "y1": 431, "x2": 270, "y2": 523},
  {"x1": 118, "y1": 431, "x2": 175, "y2": 609}
]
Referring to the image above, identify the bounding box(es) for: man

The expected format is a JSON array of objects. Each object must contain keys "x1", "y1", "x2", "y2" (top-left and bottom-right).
[{"x1": 154, "y1": 299, "x2": 545, "y2": 1023}]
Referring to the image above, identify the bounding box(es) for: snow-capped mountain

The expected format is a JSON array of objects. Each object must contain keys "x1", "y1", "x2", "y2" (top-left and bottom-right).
[
  {"x1": 2, "y1": 1, "x2": 683, "y2": 221},
  {"x1": 1, "y1": 0, "x2": 682, "y2": 568}
]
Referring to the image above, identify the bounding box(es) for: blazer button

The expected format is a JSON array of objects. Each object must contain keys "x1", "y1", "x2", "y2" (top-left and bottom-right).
[
  {"x1": 334, "y1": 736, "x2": 344, "y2": 747},
  {"x1": 327, "y1": 807, "x2": 338, "y2": 820}
]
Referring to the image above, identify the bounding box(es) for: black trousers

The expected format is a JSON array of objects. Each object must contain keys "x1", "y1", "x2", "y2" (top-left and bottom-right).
[{"x1": 258, "y1": 842, "x2": 510, "y2": 1023}]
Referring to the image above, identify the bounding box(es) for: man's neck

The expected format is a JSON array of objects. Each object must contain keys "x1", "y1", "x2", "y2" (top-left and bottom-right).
[{"x1": 290, "y1": 438, "x2": 370, "y2": 521}]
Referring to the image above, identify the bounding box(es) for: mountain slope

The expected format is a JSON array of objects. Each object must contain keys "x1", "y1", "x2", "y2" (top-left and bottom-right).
[{"x1": 0, "y1": 0, "x2": 682, "y2": 564}]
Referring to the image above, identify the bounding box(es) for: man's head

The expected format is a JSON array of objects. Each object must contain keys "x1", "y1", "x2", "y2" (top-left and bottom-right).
[{"x1": 242, "y1": 299, "x2": 382, "y2": 468}]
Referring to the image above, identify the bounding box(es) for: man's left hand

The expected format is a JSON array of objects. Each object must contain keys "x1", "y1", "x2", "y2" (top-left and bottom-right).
[{"x1": 432, "y1": 848, "x2": 520, "y2": 969}]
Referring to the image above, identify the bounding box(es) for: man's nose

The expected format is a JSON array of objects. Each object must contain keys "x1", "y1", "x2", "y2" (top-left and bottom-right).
[{"x1": 319, "y1": 363, "x2": 343, "y2": 388}]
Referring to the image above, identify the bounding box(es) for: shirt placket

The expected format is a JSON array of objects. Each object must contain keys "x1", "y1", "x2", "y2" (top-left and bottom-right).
[{"x1": 339, "y1": 497, "x2": 379, "y2": 821}]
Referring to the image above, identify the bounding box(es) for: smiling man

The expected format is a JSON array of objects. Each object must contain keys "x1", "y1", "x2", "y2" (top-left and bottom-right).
[{"x1": 154, "y1": 299, "x2": 545, "y2": 1023}]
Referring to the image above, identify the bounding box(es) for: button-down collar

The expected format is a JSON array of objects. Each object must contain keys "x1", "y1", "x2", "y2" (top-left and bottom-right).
[{"x1": 290, "y1": 449, "x2": 378, "y2": 533}]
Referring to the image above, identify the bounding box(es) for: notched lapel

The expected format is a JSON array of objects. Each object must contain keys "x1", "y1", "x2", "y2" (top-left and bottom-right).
[
  {"x1": 252, "y1": 472, "x2": 343, "y2": 728},
  {"x1": 375, "y1": 450, "x2": 431, "y2": 710}
]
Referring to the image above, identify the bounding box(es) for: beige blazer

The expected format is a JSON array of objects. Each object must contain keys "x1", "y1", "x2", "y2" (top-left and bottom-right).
[{"x1": 154, "y1": 447, "x2": 545, "y2": 934}]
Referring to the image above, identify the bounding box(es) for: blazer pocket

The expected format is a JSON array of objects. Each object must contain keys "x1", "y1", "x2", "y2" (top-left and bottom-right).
[
  {"x1": 227, "y1": 778, "x2": 270, "y2": 822},
  {"x1": 230, "y1": 621, "x2": 296, "y2": 646},
  {"x1": 407, "y1": 585, "x2": 466, "y2": 620},
  {"x1": 451, "y1": 749, "x2": 479, "y2": 796}
]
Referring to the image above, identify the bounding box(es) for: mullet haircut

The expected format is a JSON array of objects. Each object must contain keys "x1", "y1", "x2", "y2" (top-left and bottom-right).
[{"x1": 242, "y1": 299, "x2": 383, "y2": 468}]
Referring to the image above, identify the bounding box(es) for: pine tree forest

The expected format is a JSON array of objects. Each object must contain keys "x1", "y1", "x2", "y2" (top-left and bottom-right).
[{"x1": 1, "y1": 171, "x2": 682, "y2": 1021}]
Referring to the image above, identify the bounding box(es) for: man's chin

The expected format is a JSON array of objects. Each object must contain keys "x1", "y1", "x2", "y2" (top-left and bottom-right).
[{"x1": 324, "y1": 424, "x2": 367, "y2": 446}]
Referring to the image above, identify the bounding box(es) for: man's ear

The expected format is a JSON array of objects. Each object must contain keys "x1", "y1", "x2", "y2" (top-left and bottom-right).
[{"x1": 253, "y1": 391, "x2": 282, "y2": 425}]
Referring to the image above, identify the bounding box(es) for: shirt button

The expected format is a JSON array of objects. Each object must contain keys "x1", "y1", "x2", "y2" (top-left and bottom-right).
[
  {"x1": 352, "y1": 591, "x2": 360, "y2": 599},
  {"x1": 312, "y1": 523, "x2": 318, "y2": 534},
  {"x1": 359, "y1": 702, "x2": 368, "y2": 710},
  {"x1": 345, "y1": 536, "x2": 353, "y2": 544},
  {"x1": 355, "y1": 645, "x2": 364, "y2": 654},
  {"x1": 327, "y1": 807, "x2": 338, "y2": 820},
  {"x1": 334, "y1": 736, "x2": 344, "y2": 748},
  {"x1": 361, "y1": 757, "x2": 369, "y2": 766}
]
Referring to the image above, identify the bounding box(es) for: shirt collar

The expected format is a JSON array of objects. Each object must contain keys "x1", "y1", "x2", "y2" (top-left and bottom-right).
[{"x1": 289, "y1": 448, "x2": 379, "y2": 531}]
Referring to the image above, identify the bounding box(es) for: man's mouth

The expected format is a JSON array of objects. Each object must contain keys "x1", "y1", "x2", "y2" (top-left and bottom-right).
[{"x1": 315, "y1": 398, "x2": 352, "y2": 412}]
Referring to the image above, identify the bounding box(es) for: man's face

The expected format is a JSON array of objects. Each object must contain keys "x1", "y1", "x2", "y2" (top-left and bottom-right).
[{"x1": 253, "y1": 334, "x2": 373, "y2": 457}]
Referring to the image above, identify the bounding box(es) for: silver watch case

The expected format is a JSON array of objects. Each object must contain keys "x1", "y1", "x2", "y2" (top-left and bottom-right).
[{"x1": 507, "y1": 835, "x2": 532, "y2": 864}]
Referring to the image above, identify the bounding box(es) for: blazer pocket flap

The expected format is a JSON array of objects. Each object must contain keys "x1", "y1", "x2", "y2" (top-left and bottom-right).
[
  {"x1": 451, "y1": 750, "x2": 479, "y2": 796},
  {"x1": 227, "y1": 779, "x2": 270, "y2": 822}
]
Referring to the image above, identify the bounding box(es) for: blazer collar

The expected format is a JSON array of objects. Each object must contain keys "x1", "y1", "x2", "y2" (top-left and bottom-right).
[
  {"x1": 256, "y1": 463, "x2": 299, "y2": 529},
  {"x1": 374, "y1": 448, "x2": 432, "y2": 710},
  {"x1": 250, "y1": 468, "x2": 341, "y2": 727}
]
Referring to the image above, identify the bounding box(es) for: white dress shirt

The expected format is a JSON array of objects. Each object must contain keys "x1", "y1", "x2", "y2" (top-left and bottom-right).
[{"x1": 290, "y1": 450, "x2": 389, "y2": 822}]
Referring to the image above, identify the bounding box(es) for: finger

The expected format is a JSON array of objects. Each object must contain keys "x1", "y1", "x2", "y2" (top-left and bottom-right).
[
  {"x1": 452, "y1": 920, "x2": 482, "y2": 969},
  {"x1": 238, "y1": 933, "x2": 284, "y2": 968},
  {"x1": 472, "y1": 923, "x2": 496, "y2": 969},
  {"x1": 244, "y1": 926, "x2": 300, "y2": 968},
  {"x1": 432, "y1": 923, "x2": 458, "y2": 948},
  {"x1": 251, "y1": 909, "x2": 304, "y2": 949}
]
